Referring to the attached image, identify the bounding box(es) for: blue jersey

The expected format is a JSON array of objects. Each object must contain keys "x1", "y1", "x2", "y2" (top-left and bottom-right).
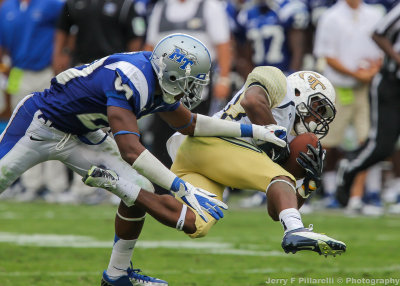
[
  {"x1": 0, "y1": 0, "x2": 65, "y2": 70},
  {"x1": 33, "y1": 52, "x2": 180, "y2": 135},
  {"x1": 302, "y1": 0, "x2": 336, "y2": 25},
  {"x1": 237, "y1": 0, "x2": 309, "y2": 72},
  {"x1": 364, "y1": 0, "x2": 398, "y2": 12}
]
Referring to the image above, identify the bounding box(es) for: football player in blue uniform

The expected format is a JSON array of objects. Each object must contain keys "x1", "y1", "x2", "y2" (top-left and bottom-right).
[
  {"x1": 0, "y1": 33, "x2": 287, "y2": 285},
  {"x1": 236, "y1": 0, "x2": 310, "y2": 76}
]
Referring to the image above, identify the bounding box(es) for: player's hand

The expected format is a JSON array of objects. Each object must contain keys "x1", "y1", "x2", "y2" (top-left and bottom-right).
[
  {"x1": 258, "y1": 139, "x2": 290, "y2": 165},
  {"x1": 175, "y1": 182, "x2": 228, "y2": 222},
  {"x1": 252, "y1": 124, "x2": 287, "y2": 148},
  {"x1": 296, "y1": 141, "x2": 325, "y2": 197}
]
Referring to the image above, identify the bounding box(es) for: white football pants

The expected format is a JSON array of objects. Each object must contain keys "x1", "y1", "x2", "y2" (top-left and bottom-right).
[{"x1": 0, "y1": 95, "x2": 154, "y2": 201}]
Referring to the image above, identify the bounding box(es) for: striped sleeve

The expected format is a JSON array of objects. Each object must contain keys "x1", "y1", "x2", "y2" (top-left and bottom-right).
[{"x1": 374, "y1": 4, "x2": 400, "y2": 35}]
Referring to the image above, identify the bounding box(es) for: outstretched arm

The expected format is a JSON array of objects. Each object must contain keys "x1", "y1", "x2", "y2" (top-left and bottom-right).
[{"x1": 159, "y1": 104, "x2": 287, "y2": 147}]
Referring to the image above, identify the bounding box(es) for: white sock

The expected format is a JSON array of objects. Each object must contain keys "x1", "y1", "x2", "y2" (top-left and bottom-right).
[
  {"x1": 106, "y1": 235, "x2": 137, "y2": 279},
  {"x1": 279, "y1": 208, "x2": 304, "y2": 232},
  {"x1": 322, "y1": 171, "x2": 336, "y2": 195}
]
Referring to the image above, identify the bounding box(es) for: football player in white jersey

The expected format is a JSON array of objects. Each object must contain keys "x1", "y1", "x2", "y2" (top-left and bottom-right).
[
  {"x1": 163, "y1": 67, "x2": 346, "y2": 256},
  {"x1": 0, "y1": 34, "x2": 288, "y2": 286},
  {"x1": 93, "y1": 66, "x2": 346, "y2": 262}
]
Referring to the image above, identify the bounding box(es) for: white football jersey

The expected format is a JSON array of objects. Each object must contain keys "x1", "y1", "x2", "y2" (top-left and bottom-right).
[
  {"x1": 167, "y1": 66, "x2": 296, "y2": 161},
  {"x1": 212, "y1": 78, "x2": 296, "y2": 144}
]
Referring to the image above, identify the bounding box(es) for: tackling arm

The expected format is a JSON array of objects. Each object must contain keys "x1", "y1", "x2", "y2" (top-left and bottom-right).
[{"x1": 159, "y1": 104, "x2": 287, "y2": 147}]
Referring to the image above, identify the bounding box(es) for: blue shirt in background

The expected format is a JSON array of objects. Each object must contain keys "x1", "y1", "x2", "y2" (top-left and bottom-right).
[{"x1": 0, "y1": 0, "x2": 65, "y2": 70}]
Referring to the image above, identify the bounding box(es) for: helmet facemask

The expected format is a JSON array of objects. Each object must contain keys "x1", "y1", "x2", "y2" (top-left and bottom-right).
[{"x1": 295, "y1": 93, "x2": 336, "y2": 139}]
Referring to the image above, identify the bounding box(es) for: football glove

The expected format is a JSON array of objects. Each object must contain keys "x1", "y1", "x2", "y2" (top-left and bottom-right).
[
  {"x1": 258, "y1": 139, "x2": 290, "y2": 165},
  {"x1": 252, "y1": 124, "x2": 287, "y2": 148},
  {"x1": 175, "y1": 181, "x2": 228, "y2": 222},
  {"x1": 296, "y1": 141, "x2": 325, "y2": 198}
]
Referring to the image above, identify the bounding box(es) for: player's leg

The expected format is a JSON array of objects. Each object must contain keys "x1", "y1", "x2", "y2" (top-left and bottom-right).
[
  {"x1": 59, "y1": 132, "x2": 192, "y2": 285},
  {"x1": 0, "y1": 96, "x2": 51, "y2": 194},
  {"x1": 174, "y1": 137, "x2": 346, "y2": 256},
  {"x1": 337, "y1": 74, "x2": 400, "y2": 205},
  {"x1": 265, "y1": 176, "x2": 346, "y2": 256},
  {"x1": 100, "y1": 194, "x2": 187, "y2": 286},
  {"x1": 320, "y1": 94, "x2": 352, "y2": 208}
]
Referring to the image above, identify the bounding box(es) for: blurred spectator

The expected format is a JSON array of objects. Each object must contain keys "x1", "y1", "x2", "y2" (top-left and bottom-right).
[
  {"x1": 236, "y1": 0, "x2": 310, "y2": 77},
  {"x1": 51, "y1": 0, "x2": 147, "y2": 204},
  {"x1": 53, "y1": 0, "x2": 146, "y2": 73},
  {"x1": 314, "y1": 0, "x2": 383, "y2": 214},
  {"x1": 0, "y1": 0, "x2": 68, "y2": 201},
  {"x1": 336, "y1": 3, "x2": 400, "y2": 214},
  {"x1": 143, "y1": 0, "x2": 232, "y2": 179},
  {"x1": 302, "y1": 0, "x2": 336, "y2": 70}
]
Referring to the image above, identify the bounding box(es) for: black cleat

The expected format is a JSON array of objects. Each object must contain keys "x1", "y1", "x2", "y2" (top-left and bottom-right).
[{"x1": 282, "y1": 225, "x2": 346, "y2": 257}]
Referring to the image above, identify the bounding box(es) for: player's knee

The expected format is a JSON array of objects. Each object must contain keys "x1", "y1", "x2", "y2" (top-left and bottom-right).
[{"x1": 267, "y1": 176, "x2": 296, "y2": 194}]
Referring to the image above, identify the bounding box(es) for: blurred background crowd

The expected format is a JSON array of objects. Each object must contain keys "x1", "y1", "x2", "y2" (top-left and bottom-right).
[{"x1": 0, "y1": 0, "x2": 399, "y2": 217}]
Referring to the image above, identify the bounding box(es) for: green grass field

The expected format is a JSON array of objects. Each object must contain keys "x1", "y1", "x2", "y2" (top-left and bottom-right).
[{"x1": 0, "y1": 200, "x2": 400, "y2": 286}]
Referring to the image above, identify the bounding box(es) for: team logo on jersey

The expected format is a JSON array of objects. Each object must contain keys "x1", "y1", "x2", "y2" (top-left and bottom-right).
[
  {"x1": 298, "y1": 72, "x2": 326, "y2": 91},
  {"x1": 168, "y1": 46, "x2": 197, "y2": 70}
]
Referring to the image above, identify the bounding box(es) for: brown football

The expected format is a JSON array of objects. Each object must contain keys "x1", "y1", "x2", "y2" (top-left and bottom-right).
[{"x1": 283, "y1": 132, "x2": 319, "y2": 179}]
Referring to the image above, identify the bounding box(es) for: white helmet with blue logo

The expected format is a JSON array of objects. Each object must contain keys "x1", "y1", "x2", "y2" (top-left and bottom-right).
[{"x1": 150, "y1": 33, "x2": 211, "y2": 109}]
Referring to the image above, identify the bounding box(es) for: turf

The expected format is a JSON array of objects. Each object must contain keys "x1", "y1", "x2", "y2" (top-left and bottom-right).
[{"x1": 0, "y1": 201, "x2": 399, "y2": 286}]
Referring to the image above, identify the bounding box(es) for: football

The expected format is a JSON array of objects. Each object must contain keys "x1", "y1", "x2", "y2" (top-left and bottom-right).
[{"x1": 283, "y1": 132, "x2": 319, "y2": 179}]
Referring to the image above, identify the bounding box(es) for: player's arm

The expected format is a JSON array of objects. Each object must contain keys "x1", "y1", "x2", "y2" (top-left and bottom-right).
[
  {"x1": 326, "y1": 57, "x2": 375, "y2": 83},
  {"x1": 159, "y1": 104, "x2": 287, "y2": 147},
  {"x1": 287, "y1": 1, "x2": 309, "y2": 72},
  {"x1": 288, "y1": 28, "x2": 305, "y2": 72},
  {"x1": 107, "y1": 105, "x2": 227, "y2": 222},
  {"x1": 0, "y1": 47, "x2": 12, "y2": 119},
  {"x1": 373, "y1": 5, "x2": 400, "y2": 65},
  {"x1": 240, "y1": 85, "x2": 276, "y2": 125},
  {"x1": 52, "y1": 2, "x2": 73, "y2": 74},
  {"x1": 372, "y1": 32, "x2": 400, "y2": 65}
]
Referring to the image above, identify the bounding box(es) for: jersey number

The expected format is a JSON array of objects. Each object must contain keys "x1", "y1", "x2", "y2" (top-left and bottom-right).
[
  {"x1": 247, "y1": 25, "x2": 284, "y2": 65},
  {"x1": 77, "y1": 113, "x2": 109, "y2": 131}
]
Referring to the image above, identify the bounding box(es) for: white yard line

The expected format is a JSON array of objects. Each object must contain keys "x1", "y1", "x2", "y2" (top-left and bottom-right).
[
  {"x1": 1, "y1": 265, "x2": 400, "y2": 277},
  {"x1": 0, "y1": 232, "x2": 282, "y2": 257}
]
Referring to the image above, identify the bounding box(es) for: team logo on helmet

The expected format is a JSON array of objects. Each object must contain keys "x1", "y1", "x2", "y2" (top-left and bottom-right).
[
  {"x1": 168, "y1": 46, "x2": 198, "y2": 70},
  {"x1": 298, "y1": 71, "x2": 326, "y2": 91}
]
